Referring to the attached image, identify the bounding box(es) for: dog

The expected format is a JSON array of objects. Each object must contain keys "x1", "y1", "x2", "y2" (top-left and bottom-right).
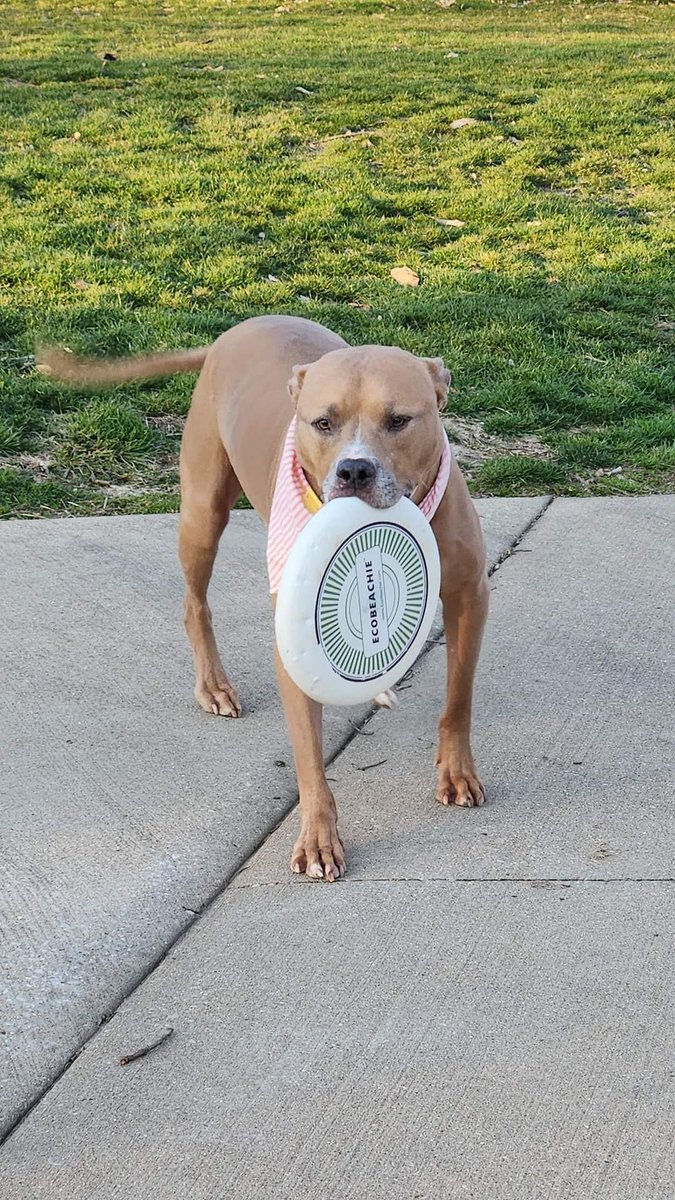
[{"x1": 41, "y1": 315, "x2": 488, "y2": 881}]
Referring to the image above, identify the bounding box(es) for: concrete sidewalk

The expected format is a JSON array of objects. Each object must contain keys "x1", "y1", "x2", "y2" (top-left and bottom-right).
[
  {"x1": 1, "y1": 498, "x2": 673, "y2": 1197},
  {"x1": 0, "y1": 497, "x2": 545, "y2": 1138}
]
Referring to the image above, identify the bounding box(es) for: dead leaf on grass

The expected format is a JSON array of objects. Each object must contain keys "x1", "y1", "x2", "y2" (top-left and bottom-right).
[
  {"x1": 295, "y1": 86, "x2": 313, "y2": 96},
  {"x1": 435, "y1": 217, "x2": 464, "y2": 227},
  {"x1": 71, "y1": 279, "x2": 92, "y2": 290},
  {"x1": 390, "y1": 266, "x2": 420, "y2": 287},
  {"x1": 451, "y1": 117, "x2": 478, "y2": 129}
]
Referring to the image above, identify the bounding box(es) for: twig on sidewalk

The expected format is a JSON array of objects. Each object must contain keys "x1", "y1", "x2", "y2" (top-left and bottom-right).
[
  {"x1": 355, "y1": 759, "x2": 388, "y2": 772},
  {"x1": 120, "y1": 1027, "x2": 174, "y2": 1067},
  {"x1": 348, "y1": 718, "x2": 374, "y2": 736}
]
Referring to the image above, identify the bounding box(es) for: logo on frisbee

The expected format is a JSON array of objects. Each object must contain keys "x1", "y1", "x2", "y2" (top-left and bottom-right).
[{"x1": 315, "y1": 522, "x2": 428, "y2": 682}]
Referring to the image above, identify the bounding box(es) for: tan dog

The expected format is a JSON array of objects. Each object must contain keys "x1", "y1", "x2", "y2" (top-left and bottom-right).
[{"x1": 42, "y1": 315, "x2": 488, "y2": 880}]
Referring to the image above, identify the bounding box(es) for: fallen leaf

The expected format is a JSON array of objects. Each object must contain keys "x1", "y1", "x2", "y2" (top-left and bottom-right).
[
  {"x1": 390, "y1": 267, "x2": 419, "y2": 288},
  {"x1": 436, "y1": 0, "x2": 456, "y2": 6},
  {"x1": 202, "y1": 64, "x2": 225, "y2": 72},
  {"x1": 445, "y1": 51, "x2": 460, "y2": 58},
  {"x1": 72, "y1": 130, "x2": 81, "y2": 140},
  {"x1": 508, "y1": 135, "x2": 523, "y2": 146},
  {"x1": 435, "y1": 217, "x2": 464, "y2": 227},
  {"x1": 451, "y1": 117, "x2": 478, "y2": 130},
  {"x1": 267, "y1": 274, "x2": 280, "y2": 283},
  {"x1": 295, "y1": 86, "x2": 313, "y2": 96},
  {"x1": 71, "y1": 279, "x2": 91, "y2": 290},
  {"x1": 349, "y1": 301, "x2": 372, "y2": 309}
]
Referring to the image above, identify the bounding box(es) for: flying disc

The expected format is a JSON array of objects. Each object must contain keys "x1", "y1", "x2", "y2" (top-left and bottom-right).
[{"x1": 275, "y1": 496, "x2": 441, "y2": 706}]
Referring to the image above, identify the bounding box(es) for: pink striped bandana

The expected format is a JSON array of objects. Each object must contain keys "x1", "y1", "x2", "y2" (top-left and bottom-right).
[{"x1": 267, "y1": 415, "x2": 452, "y2": 594}]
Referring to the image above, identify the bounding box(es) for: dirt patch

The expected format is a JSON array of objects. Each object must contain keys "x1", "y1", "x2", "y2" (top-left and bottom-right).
[
  {"x1": 443, "y1": 415, "x2": 553, "y2": 471},
  {"x1": 147, "y1": 415, "x2": 185, "y2": 438},
  {"x1": 0, "y1": 452, "x2": 54, "y2": 478},
  {"x1": 102, "y1": 483, "x2": 180, "y2": 498}
]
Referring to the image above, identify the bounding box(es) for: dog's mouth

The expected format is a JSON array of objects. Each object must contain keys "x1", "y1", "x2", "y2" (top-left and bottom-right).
[
  {"x1": 324, "y1": 481, "x2": 396, "y2": 507},
  {"x1": 323, "y1": 476, "x2": 404, "y2": 509}
]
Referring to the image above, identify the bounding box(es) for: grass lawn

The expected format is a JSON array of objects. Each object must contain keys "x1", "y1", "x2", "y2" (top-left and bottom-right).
[{"x1": 1, "y1": 0, "x2": 674, "y2": 518}]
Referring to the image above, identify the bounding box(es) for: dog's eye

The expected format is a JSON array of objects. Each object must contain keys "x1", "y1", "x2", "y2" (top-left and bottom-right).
[
  {"x1": 312, "y1": 417, "x2": 333, "y2": 434},
  {"x1": 387, "y1": 413, "x2": 412, "y2": 432}
]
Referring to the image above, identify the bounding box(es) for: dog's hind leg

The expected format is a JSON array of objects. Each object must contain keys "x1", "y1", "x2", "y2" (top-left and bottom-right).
[{"x1": 179, "y1": 372, "x2": 243, "y2": 717}]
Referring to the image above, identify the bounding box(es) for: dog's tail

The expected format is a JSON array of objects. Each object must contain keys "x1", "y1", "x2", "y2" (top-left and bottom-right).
[{"x1": 36, "y1": 344, "x2": 209, "y2": 387}]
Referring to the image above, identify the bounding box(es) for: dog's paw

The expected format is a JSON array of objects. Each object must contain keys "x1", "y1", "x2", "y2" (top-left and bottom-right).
[
  {"x1": 436, "y1": 761, "x2": 485, "y2": 808},
  {"x1": 291, "y1": 813, "x2": 346, "y2": 882},
  {"x1": 195, "y1": 678, "x2": 242, "y2": 718}
]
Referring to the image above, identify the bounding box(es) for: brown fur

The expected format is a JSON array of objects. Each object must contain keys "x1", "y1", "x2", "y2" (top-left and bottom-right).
[{"x1": 40, "y1": 315, "x2": 488, "y2": 880}]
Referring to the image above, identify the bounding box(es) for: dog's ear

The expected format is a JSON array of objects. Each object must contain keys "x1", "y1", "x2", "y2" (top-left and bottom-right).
[
  {"x1": 288, "y1": 363, "x2": 309, "y2": 408},
  {"x1": 422, "y1": 356, "x2": 452, "y2": 411}
]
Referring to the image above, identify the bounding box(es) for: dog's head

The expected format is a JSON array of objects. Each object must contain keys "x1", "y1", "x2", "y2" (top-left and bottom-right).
[{"x1": 289, "y1": 346, "x2": 450, "y2": 508}]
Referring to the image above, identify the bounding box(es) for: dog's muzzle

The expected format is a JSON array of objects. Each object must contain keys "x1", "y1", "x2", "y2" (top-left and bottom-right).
[{"x1": 323, "y1": 453, "x2": 402, "y2": 508}]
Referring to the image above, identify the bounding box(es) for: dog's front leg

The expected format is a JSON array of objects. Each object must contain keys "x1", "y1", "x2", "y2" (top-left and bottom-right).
[
  {"x1": 435, "y1": 575, "x2": 489, "y2": 807},
  {"x1": 432, "y1": 484, "x2": 489, "y2": 808},
  {"x1": 274, "y1": 648, "x2": 346, "y2": 881}
]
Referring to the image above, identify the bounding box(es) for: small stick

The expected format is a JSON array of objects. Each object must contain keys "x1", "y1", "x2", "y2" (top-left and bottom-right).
[
  {"x1": 356, "y1": 759, "x2": 387, "y2": 772},
  {"x1": 348, "y1": 719, "x2": 374, "y2": 736},
  {"x1": 120, "y1": 1027, "x2": 174, "y2": 1067},
  {"x1": 324, "y1": 127, "x2": 379, "y2": 142}
]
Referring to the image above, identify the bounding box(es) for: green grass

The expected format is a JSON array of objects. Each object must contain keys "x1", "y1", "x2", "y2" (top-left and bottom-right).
[{"x1": 1, "y1": 0, "x2": 674, "y2": 515}]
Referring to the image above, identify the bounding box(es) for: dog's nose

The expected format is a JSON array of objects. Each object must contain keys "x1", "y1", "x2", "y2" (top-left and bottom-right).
[{"x1": 336, "y1": 457, "x2": 376, "y2": 489}]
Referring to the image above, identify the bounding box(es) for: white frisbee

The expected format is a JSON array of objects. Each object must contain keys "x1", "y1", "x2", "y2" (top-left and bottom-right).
[{"x1": 275, "y1": 496, "x2": 441, "y2": 706}]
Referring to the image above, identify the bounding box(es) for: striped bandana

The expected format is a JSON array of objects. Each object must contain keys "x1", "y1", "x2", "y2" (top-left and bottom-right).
[{"x1": 267, "y1": 415, "x2": 452, "y2": 594}]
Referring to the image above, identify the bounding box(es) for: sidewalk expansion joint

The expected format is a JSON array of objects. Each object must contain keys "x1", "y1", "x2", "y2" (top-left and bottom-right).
[{"x1": 234, "y1": 875, "x2": 675, "y2": 889}]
